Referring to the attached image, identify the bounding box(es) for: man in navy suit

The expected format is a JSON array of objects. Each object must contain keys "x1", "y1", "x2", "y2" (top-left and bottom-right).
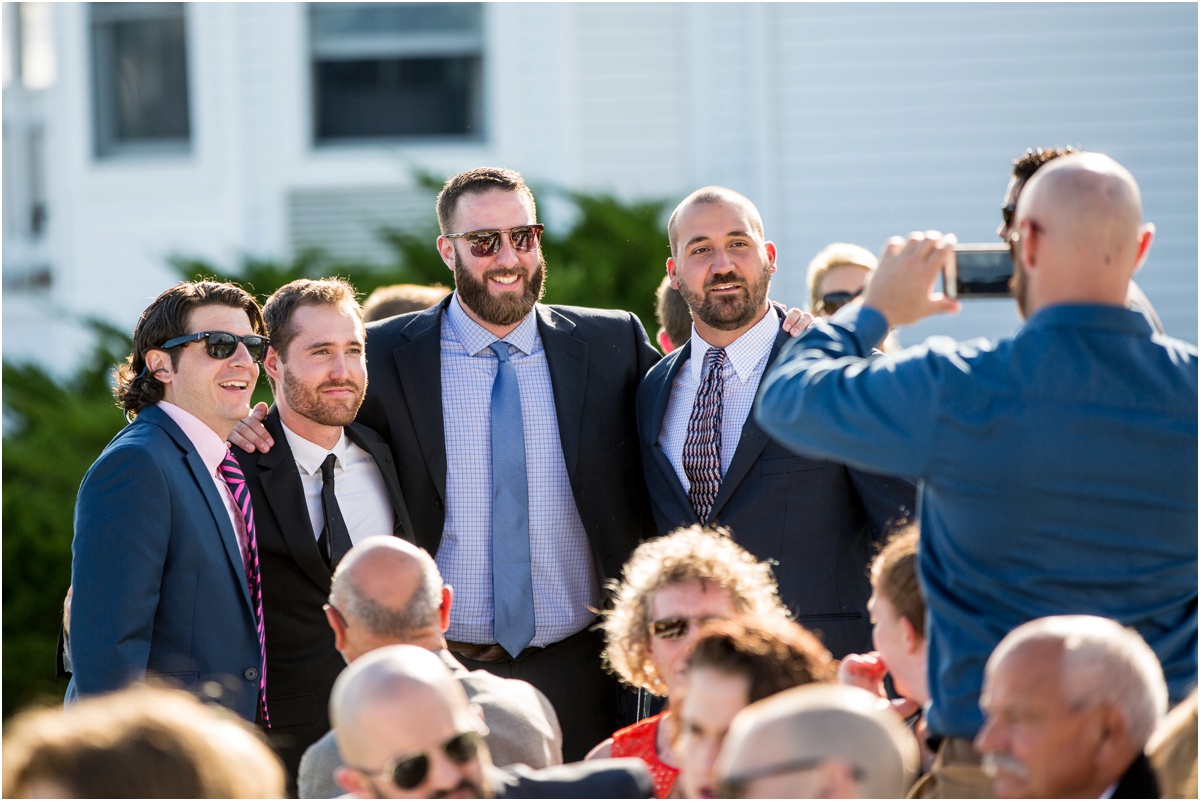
[
  {"x1": 637, "y1": 187, "x2": 915, "y2": 659},
  {"x1": 69, "y1": 281, "x2": 268, "y2": 722}
]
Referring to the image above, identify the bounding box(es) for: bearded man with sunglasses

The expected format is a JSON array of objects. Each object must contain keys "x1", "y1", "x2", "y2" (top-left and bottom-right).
[
  {"x1": 68, "y1": 281, "x2": 270, "y2": 723},
  {"x1": 233, "y1": 167, "x2": 662, "y2": 761}
]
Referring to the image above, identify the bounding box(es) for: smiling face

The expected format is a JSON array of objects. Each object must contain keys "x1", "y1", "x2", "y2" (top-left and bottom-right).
[
  {"x1": 150, "y1": 303, "x2": 260, "y2": 439},
  {"x1": 437, "y1": 188, "x2": 545, "y2": 337},
  {"x1": 267, "y1": 302, "x2": 367, "y2": 445},
  {"x1": 667, "y1": 197, "x2": 776, "y2": 345},
  {"x1": 646, "y1": 579, "x2": 737, "y2": 700},
  {"x1": 677, "y1": 666, "x2": 752, "y2": 799}
]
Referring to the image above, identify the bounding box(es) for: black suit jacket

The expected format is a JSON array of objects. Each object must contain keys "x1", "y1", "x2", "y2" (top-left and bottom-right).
[
  {"x1": 233, "y1": 408, "x2": 414, "y2": 782},
  {"x1": 636, "y1": 308, "x2": 916, "y2": 657},
  {"x1": 1113, "y1": 752, "x2": 1161, "y2": 798},
  {"x1": 490, "y1": 760, "x2": 654, "y2": 799},
  {"x1": 357, "y1": 296, "x2": 661, "y2": 584}
]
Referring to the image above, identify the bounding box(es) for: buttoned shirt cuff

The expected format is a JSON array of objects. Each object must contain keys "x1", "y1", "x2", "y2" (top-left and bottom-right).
[{"x1": 829, "y1": 304, "x2": 890, "y2": 355}]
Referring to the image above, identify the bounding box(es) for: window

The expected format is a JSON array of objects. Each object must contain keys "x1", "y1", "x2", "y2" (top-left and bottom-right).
[
  {"x1": 310, "y1": 3, "x2": 484, "y2": 143},
  {"x1": 90, "y1": 2, "x2": 191, "y2": 158}
]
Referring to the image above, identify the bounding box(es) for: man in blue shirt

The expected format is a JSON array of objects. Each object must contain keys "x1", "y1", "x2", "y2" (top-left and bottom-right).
[{"x1": 755, "y1": 152, "x2": 1197, "y2": 797}]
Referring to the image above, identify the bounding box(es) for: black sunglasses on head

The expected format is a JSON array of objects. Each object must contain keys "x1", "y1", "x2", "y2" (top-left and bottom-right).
[
  {"x1": 444, "y1": 224, "x2": 545, "y2": 258},
  {"x1": 357, "y1": 730, "x2": 482, "y2": 790},
  {"x1": 817, "y1": 288, "x2": 863, "y2": 315},
  {"x1": 158, "y1": 331, "x2": 269, "y2": 363}
]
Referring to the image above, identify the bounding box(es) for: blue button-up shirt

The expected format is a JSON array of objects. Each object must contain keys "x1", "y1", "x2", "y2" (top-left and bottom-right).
[{"x1": 755, "y1": 303, "x2": 1198, "y2": 740}]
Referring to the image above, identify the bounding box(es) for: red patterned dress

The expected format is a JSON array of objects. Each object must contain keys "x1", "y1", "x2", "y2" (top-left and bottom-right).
[{"x1": 610, "y1": 712, "x2": 679, "y2": 798}]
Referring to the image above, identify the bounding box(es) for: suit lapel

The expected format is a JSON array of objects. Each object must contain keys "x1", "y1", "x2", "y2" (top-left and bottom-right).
[
  {"x1": 391, "y1": 306, "x2": 448, "y2": 498},
  {"x1": 259, "y1": 410, "x2": 330, "y2": 588},
  {"x1": 647, "y1": 344, "x2": 698, "y2": 520},
  {"x1": 537, "y1": 305, "x2": 587, "y2": 478}
]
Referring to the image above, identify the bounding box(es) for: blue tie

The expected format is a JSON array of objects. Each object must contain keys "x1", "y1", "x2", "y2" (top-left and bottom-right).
[{"x1": 489, "y1": 341, "x2": 536, "y2": 658}]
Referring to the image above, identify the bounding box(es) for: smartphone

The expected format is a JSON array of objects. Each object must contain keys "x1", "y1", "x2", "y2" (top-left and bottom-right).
[{"x1": 944, "y1": 243, "x2": 1014, "y2": 300}]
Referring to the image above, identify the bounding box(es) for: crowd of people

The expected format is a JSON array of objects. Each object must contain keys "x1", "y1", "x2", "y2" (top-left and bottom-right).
[{"x1": 4, "y1": 150, "x2": 1195, "y2": 799}]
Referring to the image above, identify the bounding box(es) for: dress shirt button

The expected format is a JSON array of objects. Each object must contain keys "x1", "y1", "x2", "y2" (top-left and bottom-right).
[{"x1": 244, "y1": 667, "x2": 259, "y2": 681}]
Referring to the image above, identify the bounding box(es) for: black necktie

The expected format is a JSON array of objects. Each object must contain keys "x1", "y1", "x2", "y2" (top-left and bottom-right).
[{"x1": 317, "y1": 454, "x2": 352, "y2": 570}]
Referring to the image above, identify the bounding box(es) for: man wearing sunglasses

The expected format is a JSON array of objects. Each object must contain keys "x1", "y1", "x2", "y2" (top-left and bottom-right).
[
  {"x1": 228, "y1": 278, "x2": 416, "y2": 789},
  {"x1": 332, "y1": 645, "x2": 652, "y2": 799},
  {"x1": 68, "y1": 281, "x2": 269, "y2": 723},
  {"x1": 637, "y1": 187, "x2": 916, "y2": 660},
  {"x1": 232, "y1": 167, "x2": 661, "y2": 761}
]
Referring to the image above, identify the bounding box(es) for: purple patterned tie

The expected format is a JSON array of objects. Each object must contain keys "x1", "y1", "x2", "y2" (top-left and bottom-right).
[
  {"x1": 683, "y1": 347, "x2": 727, "y2": 524},
  {"x1": 217, "y1": 452, "x2": 270, "y2": 727}
]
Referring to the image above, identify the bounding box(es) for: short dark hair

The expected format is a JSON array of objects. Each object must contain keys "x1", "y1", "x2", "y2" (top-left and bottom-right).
[
  {"x1": 871, "y1": 523, "x2": 925, "y2": 639},
  {"x1": 667, "y1": 187, "x2": 764, "y2": 259},
  {"x1": 435, "y1": 167, "x2": 538, "y2": 234},
  {"x1": 114, "y1": 281, "x2": 264, "y2": 419},
  {"x1": 362, "y1": 283, "x2": 450, "y2": 322},
  {"x1": 655, "y1": 275, "x2": 692, "y2": 350},
  {"x1": 262, "y1": 278, "x2": 362, "y2": 361},
  {"x1": 1012, "y1": 146, "x2": 1081, "y2": 181},
  {"x1": 686, "y1": 615, "x2": 836, "y2": 704}
]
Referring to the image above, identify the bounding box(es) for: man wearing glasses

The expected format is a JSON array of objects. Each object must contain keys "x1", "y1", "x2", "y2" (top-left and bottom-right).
[
  {"x1": 756, "y1": 153, "x2": 1197, "y2": 797},
  {"x1": 234, "y1": 167, "x2": 661, "y2": 761},
  {"x1": 68, "y1": 281, "x2": 269, "y2": 723},
  {"x1": 637, "y1": 186, "x2": 915, "y2": 660}
]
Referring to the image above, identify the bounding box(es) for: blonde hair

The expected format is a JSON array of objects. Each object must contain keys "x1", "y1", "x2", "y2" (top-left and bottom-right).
[
  {"x1": 601, "y1": 525, "x2": 791, "y2": 695},
  {"x1": 806, "y1": 243, "x2": 878, "y2": 311}
]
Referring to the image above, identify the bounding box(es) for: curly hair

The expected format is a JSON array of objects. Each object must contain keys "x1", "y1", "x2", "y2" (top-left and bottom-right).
[
  {"x1": 113, "y1": 281, "x2": 264, "y2": 419},
  {"x1": 601, "y1": 525, "x2": 790, "y2": 695},
  {"x1": 1011, "y1": 146, "x2": 1080, "y2": 181}
]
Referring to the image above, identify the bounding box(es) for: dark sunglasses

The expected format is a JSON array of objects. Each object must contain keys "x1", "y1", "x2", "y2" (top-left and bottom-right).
[
  {"x1": 817, "y1": 288, "x2": 863, "y2": 315},
  {"x1": 445, "y1": 224, "x2": 545, "y2": 258},
  {"x1": 158, "y1": 331, "x2": 269, "y2": 363},
  {"x1": 1002, "y1": 203, "x2": 1017, "y2": 230},
  {"x1": 649, "y1": 615, "x2": 722, "y2": 640},
  {"x1": 717, "y1": 756, "x2": 865, "y2": 798},
  {"x1": 361, "y1": 730, "x2": 481, "y2": 790}
]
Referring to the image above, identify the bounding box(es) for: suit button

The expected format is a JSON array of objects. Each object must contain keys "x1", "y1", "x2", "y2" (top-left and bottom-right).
[
  {"x1": 244, "y1": 667, "x2": 259, "y2": 681},
  {"x1": 435, "y1": 498, "x2": 444, "y2": 509}
]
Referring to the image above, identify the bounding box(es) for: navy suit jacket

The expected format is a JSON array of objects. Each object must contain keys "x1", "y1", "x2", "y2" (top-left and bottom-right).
[
  {"x1": 636, "y1": 309, "x2": 917, "y2": 657},
  {"x1": 68, "y1": 405, "x2": 261, "y2": 720},
  {"x1": 233, "y1": 407, "x2": 414, "y2": 780},
  {"x1": 357, "y1": 296, "x2": 661, "y2": 583}
]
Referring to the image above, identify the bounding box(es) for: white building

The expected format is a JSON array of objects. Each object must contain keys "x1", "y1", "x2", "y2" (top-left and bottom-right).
[{"x1": 4, "y1": 2, "x2": 1196, "y2": 376}]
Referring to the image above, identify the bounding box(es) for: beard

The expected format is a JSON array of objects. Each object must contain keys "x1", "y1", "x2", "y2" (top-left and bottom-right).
[
  {"x1": 281, "y1": 368, "x2": 365, "y2": 428},
  {"x1": 454, "y1": 250, "x2": 546, "y2": 327},
  {"x1": 676, "y1": 260, "x2": 772, "y2": 332}
]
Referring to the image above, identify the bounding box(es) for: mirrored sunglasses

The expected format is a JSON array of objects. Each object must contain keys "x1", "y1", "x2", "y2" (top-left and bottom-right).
[
  {"x1": 158, "y1": 331, "x2": 269, "y2": 363},
  {"x1": 445, "y1": 224, "x2": 545, "y2": 258}
]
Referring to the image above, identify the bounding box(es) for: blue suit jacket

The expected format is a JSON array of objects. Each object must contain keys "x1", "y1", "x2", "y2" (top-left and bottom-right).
[
  {"x1": 637, "y1": 309, "x2": 917, "y2": 658},
  {"x1": 67, "y1": 404, "x2": 262, "y2": 720}
]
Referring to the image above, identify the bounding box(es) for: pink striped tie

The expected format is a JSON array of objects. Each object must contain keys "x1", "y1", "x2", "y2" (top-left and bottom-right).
[
  {"x1": 218, "y1": 452, "x2": 270, "y2": 727},
  {"x1": 683, "y1": 347, "x2": 726, "y2": 524}
]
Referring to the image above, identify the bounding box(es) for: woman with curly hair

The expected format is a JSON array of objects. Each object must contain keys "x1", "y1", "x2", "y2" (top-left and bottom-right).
[{"x1": 586, "y1": 525, "x2": 791, "y2": 798}]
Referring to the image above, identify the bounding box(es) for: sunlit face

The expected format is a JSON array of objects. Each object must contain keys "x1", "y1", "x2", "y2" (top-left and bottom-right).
[
  {"x1": 813, "y1": 264, "x2": 871, "y2": 317},
  {"x1": 154, "y1": 304, "x2": 260, "y2": 439},
  {"x1": 677, "y1": 666, "x2": 751, "y2": 799},
  {"x1": 667, "y1": 199, "x2": 775, "y2": 337},
  {"x1": 646, "y1": 579, "x2": 737, "y2": 699},
  {"x1": 975, "y1": 642, "x2": 1106, "y2": 798},
  {"x1": 269, "y1": 302, "x2": 367, "y2": 429},
  {"x1": 438, "y1": 189, "x2": 545, "y2": 330},
  {"x1": 868, "y1": 591, "x2": 923, "y2": 702}
]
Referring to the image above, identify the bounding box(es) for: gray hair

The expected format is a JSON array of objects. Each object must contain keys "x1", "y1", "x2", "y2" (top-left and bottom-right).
[
  {"x1": 987, "y1": 615, "x2": 1168, "y2": 748},
  {"x1": 329, "y1": 539, "x2": 443, "y2": 640}
]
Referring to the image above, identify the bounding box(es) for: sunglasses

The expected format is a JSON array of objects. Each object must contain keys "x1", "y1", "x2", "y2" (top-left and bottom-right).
[
  {"x1": 717, "y1": 756, "x2": 865, "y2": 798},
  {"x1": 158, "y1": 331, "x2": 269, "y2": 363},
  {"x1": 817, "y1": 288, "x2": 863, "y2": 315},
  {"x1": 1002, "y1": 203, "x2": 1017, "y2": 230},
  {"x1": 360, "y1": 730, "x2": 482, "y2": 790},
  {"x1": 444, "y1": 224, "x2": 545, "y2": 258},
  {"x1": 650, "y1": 615, "x2": 723, "y2": 640}
]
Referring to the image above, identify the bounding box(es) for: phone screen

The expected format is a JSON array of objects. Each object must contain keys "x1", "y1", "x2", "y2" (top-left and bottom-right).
[{"x1": 948, "y1": 245, "x2": 1014, "y2": 299}]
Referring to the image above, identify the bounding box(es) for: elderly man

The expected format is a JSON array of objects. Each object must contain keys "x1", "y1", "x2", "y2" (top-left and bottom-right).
[
  {"x1": 756, "y1": 153, "x2": 1198, "y2": 796},
  {"x1": 330, "y1": 645, "x2": 652, "y2": 799},
  {"x1": 975, "y1": 616, "x2": 1168, "y2": 798},
  {"x1": 716, "y1": 683, "x2": 919, "y2": 798},
  {"x1": 299, "y1": 537, "x2": 561, "y2": 798}
]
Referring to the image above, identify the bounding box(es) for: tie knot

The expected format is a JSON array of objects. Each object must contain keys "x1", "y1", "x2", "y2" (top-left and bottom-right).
[
  {"x1": 703, "y1": 347, "x2": 727, "y2": 375},
  {"x1": 321, "y1": 453, "x2": 337, "y2": 480},
  {"x1": 218, "y1": 452, "x2": 243, "y2": 483},
  {"x1": 489, "y1": 341, "x2": 512, "y2": 362}
]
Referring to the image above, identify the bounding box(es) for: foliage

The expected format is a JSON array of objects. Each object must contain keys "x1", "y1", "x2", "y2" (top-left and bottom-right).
[{"x1": 1, "y1": 181, "x2": 670, "y2": 718}]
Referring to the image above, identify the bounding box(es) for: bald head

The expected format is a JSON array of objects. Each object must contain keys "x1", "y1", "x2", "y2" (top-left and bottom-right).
[
  {"x1": 717, "y1": 684, "x2": 918, "y2": 798},
  {"x1": 668, "y1": 186, "x2": 765, "y2": 258},
  {"x1": 1014, "y1": 153, "x2": 1153, "y2": 312}
]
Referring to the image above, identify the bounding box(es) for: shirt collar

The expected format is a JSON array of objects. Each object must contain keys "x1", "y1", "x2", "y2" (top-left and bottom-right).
[
  {"x1": 1023, "y1": 303, "x2": 1154, "y2": 338},
  {"x1": 446, "y1": 291, "x2": 539, "y2": 357},
  {"x1": 689, "y1": 305, "x2": 779, "y2": 383},
  {"x1": 280, "y1": 420, "x2": 347, "y2": 477},
  {"x1": 156, "y1": 401, "x2": 232, "y2": 476}
]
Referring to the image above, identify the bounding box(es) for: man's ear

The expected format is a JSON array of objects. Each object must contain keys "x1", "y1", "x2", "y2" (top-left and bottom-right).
[
  {"x1": 439, "y1": 585, "x2": 453, "y2": 632},
  {"x1": 335, "y1": 766, "x2": 368, "y2": 797},
  {"x1": 1133, "y1": 222, "x2": 1155, "y2": 273},
  {"x1": 324, "y1": 604, "x2": 348, "y2": 653},
  {"x1": 1092, "y1": 703, "x2": 1129, "y2": 767},
  {"x1": 666, "y1": 258, "x2": 679, "y2": 290},
  {"x1": 263, "y1": 345, "x2": 283, "y2": 386},
  {"x1": 144, "y1": 348, "x2": 174, "y2": 385},
  {"x1": 765, "y1": 241, "x2": 778, "y2": 273},
  {"x1": 437, "y1": 236, "x2": 457, "y2": 271}
]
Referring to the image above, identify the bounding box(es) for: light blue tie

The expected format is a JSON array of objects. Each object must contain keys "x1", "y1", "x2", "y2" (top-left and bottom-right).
[{"x1": 489, "y1": 341, "x2": 535, "y2": 658}]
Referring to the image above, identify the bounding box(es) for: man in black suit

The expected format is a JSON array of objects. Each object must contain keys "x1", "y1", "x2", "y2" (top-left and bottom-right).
[
  {"x1": 234, "y1": 167, "x2": 660, "y2": 761},
  {"x1": 233, "y1": 278, "x2": 415, "y2": 788},
  {"x1": 637, "y1": 187, "x2": 915, "y2": 658}
]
